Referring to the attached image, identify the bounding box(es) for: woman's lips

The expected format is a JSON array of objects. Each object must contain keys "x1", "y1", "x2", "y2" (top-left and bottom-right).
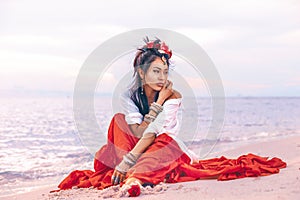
[{"x1": 156, "y1": 83, "x2": 164, "y2": 87}]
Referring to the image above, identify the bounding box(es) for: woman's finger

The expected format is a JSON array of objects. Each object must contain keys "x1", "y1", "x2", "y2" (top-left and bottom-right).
[
  {"x1": 111, "y1": 170, "x2": 117, "y2": 184},
  {"x1": 164, "y1": 80, "x2": 169, "y2": 88},
  {"x1": 112, "y1": 176, "x2": 118, "y2": 185},
  {"x1": 112, "y1": 170, "x2": 127, "y2": 185},
  {"x1": 168, "y1": 81, "x2": 173, "y2": 88},
  {"x1": 112, "y1": 171, "x2": 121, "y2": 185},
  {"x1": 120, "y1": 174, "x2": 126, "y2": 183}
]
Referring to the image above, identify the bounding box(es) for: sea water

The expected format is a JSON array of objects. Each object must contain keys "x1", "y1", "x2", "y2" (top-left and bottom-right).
[{"x1": 0, "y1": 96, "x2": 299, "y2": 196}]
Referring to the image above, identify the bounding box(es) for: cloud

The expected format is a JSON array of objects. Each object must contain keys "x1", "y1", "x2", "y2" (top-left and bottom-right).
[
  {"x1": 284, "y1": 77, "x2": 300, "y2": 86},
  {"x1": 270, "y1": 29, "x2": 300, "y2": 46},
  {"x1": 1, "y1": 0, "x2": 300, "y2": 96}
]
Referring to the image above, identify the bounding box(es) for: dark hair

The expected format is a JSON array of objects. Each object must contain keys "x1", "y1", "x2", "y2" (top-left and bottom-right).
[{"x1": 129, "y1": 38, "x2": 171, "y2": 116}]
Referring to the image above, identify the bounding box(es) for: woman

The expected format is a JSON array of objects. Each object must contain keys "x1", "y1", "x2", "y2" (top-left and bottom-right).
[
  {"x1": 111, "y1": 37, "x2": 198, "y2": 186},
  {"x1": 58, "y1": 37, "x2": 286, "y2": 193}
]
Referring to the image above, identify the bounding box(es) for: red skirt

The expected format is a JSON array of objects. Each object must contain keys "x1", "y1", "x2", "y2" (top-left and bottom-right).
[{"x1": 58, "y1": 113, "x2": 286, "y2": 190}]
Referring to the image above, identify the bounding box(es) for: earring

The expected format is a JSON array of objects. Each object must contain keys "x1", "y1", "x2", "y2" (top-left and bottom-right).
[{"x1": 141, "y1": 79, "x2": 144, "y2": 95}]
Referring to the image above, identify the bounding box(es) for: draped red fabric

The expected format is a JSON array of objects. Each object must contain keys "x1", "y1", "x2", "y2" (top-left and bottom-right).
[{"x1": 58, "y1": 113, "x2": 286, "y2": 190}]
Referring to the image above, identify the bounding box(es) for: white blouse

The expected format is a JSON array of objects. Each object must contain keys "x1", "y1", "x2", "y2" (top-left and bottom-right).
[{"x1": 120, "y1": 90, "x2": 199, "y2": 163}]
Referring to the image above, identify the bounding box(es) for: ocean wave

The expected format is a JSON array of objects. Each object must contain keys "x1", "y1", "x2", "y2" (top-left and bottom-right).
[{"x1": 1, "y1": 96, "x2": 300, "y2": 196}]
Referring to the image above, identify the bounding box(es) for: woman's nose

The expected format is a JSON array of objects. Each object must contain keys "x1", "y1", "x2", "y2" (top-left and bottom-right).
[{"x1": 158, "y1": 72, "x2": 166, "y2": 80}]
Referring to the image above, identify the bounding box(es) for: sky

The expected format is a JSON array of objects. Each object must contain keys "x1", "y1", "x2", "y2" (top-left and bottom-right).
[{"x1": 0, "y1": 0, "x2": 300, "y2": 97}]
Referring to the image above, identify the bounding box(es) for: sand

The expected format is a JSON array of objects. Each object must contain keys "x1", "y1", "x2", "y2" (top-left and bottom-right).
[{"x1": 2, "y1": 135, "x2": 300, "y2": 200}]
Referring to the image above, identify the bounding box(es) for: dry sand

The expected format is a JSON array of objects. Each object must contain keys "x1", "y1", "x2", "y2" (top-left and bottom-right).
[{"x1": 3, "y1": 135, "x2": 300, "y2": 200}]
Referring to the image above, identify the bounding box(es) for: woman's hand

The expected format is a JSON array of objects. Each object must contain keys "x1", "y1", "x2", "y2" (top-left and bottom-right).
[
  {"x1": 111, "y1": 168, "x2": 126, "y2": 185},
  {"x1": 157, "y1": 80, "x2": 174, "y2": 105},
  {"x1": 112, "y1": 157, "x2": 131, "y2": 185}
]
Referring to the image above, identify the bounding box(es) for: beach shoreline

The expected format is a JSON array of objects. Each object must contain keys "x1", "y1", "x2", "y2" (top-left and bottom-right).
[{"x1": 2, "y1": 135, "x2": 300, "y2": 200}]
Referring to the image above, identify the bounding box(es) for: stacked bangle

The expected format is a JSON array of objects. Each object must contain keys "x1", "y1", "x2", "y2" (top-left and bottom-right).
[
  {"x1": 144, "y1": 114, "x2": 156, "y2": 123},
  {"x1": 115, "y1": 152, "x2": 139, "y2": 174},
  {"x1": 123, "y1": 152, "x2": 138, "y2": 167},
  {"x1": 144, "y1": 102, "x2": 163, "y2": 123},
  {"x1": 115, "y1": 164, "x2": 127, "y2": 174},
  {"x1": 150, "y1": 102, "x2": 163, "y2": 114}
]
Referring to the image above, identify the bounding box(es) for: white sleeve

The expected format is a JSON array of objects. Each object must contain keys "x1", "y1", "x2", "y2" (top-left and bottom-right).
[
  {"x1": 142, "y1": 98, "x2": 198, "y2": 164},
  {"x1": 143, "y1": 109, "x2": 166, "y2": 135},
  {"x1": 143, "y1": 98, "x2": 182, "y2": 136},
  {"x1": 120, "y1": 91, "x2": 143, "y2": 125}
]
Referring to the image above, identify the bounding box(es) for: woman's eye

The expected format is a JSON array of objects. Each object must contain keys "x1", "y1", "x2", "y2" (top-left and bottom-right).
[{"x1": 153, "y1": 70, "x2": 159, "y2": 73}]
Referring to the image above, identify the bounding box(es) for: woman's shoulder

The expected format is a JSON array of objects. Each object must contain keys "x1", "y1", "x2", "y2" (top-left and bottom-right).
[
  {"x1": 121, "y1": 89, "x2": 134, "y2": 101},
  {"x1": 167, "y1": 89, "x2": 182, "y2": 100},
  {"x1": 163, "y1": 90, "x2": 182, "y2": 107},
  {"x1": 120, "y1": 90, "x2": 136, "y2": 107}
]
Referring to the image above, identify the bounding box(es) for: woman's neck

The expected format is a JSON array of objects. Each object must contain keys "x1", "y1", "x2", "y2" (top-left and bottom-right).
[{"x1": 144, "y1": 85, "x2": 157, "y2": 104}]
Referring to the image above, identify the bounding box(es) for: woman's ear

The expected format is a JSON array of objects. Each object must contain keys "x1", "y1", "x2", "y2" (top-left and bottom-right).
[{"x1": 137, "y1": 68, "x2": 145, "y2": 79}]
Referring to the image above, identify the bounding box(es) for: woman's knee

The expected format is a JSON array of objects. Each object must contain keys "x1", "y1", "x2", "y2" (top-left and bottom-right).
[{"x1": 113, "y1": 113, "x2": 125, "y2": 119}]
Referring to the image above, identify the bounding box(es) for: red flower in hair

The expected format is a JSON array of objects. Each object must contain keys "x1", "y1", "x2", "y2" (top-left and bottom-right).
[
  {"x1": 128, "y1": 184, "x2": 141, "y2": 197},
  {"x1": 146, "y1": 41, "x2": 154, "y2": 48},
  {"x1": 144, "y1": 38, "x2": 172, "y2": 58},
  {"x1": 160, "y1": 42, "x2": 172, "y2": 58}
]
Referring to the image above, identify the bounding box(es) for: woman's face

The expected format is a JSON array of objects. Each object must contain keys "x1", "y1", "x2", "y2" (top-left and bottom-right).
[{"x1": 143, "y1": 57, "x2": 169, "y2": 91}]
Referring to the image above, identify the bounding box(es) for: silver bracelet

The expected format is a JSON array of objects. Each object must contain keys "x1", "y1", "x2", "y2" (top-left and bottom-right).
[
  {"x1": 123, "y1": 154, "x2": 135, "y2": 167},
  {"x1": 152, "y1": 102, "x2": 163, "y2": 109},
  {"x1": 144, "y1": 116, "x2": 152, "y2": 124},
  {"x1": 144, "y1": 103, "x2": 163, "y2": 123},
  {"x1": 151, "y1": 102, "x2": 163, "y2": 113},
  {"x1": 128, "y1": 152, "x2": 140, "y2": 162},
  {"x1": 144, "y1": 114, "x2": 156, "y2": 123},
  {"x1": 149, "y1": 105, "x2": 159, "y2": 115},
  {"x1": 115, "y1": 164, "x2": 127, "y2": 174}
]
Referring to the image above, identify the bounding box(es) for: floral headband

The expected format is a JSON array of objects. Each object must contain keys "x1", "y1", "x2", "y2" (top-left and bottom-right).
[{"x1": 141, "y1": 37, "x2": 172, "y2": 59}]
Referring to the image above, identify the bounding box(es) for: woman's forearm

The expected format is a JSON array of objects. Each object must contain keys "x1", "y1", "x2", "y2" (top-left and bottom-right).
[
  {"x1": 113, "y1": 132, "x2": 156, "y2": 183},
  {"x1": 129, "y1": 121, "x2": 148, "y2": 138},
  {"x1": 130, "y1": 133, "x2": 156, "y2": 155},
  {"x1": 129, "y1": 109, "x2": 159, "y2": 138}
]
